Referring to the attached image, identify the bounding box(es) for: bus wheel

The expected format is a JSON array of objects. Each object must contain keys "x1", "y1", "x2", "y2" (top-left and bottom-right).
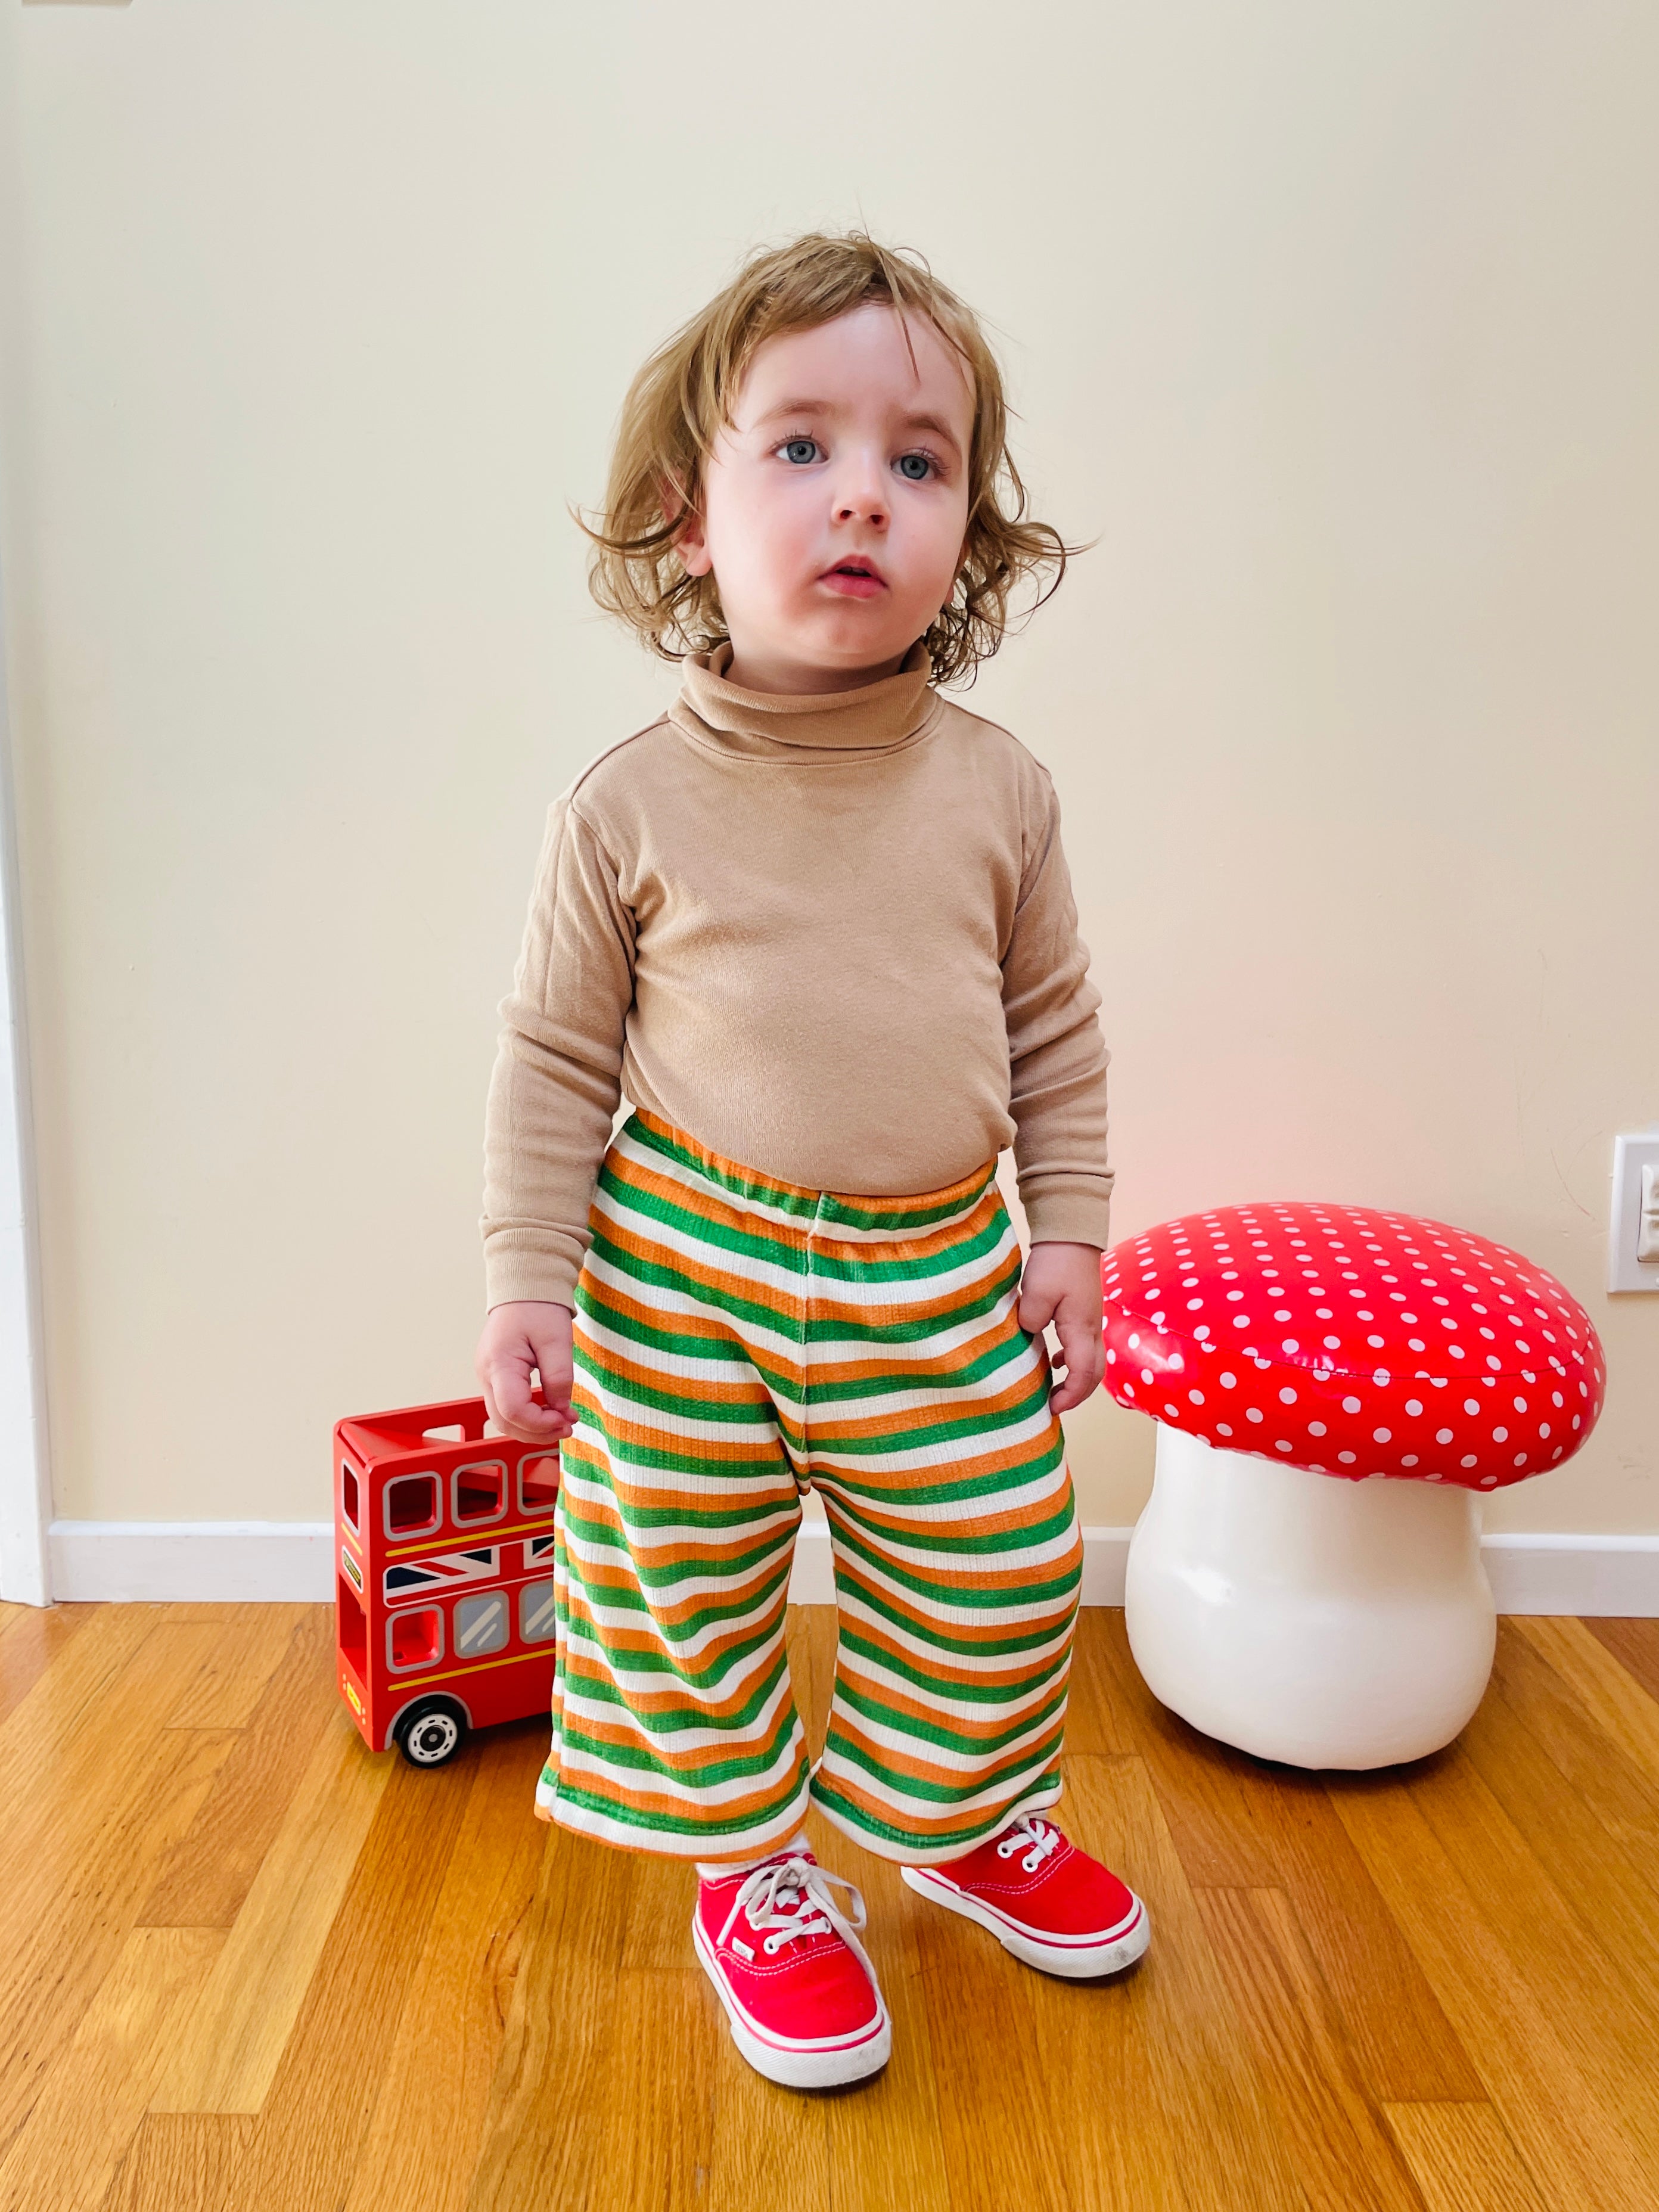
[{"x1": 393, "y1": 1697, "x2": 468, "y2": 1769}]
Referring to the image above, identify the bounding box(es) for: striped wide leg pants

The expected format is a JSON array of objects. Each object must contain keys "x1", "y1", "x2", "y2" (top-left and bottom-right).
[{"x1": 533, "y1": 1108, "x2": 1083, "y2": 1866}]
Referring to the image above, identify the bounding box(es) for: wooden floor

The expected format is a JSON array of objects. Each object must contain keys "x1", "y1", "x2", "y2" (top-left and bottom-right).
[{"x1": 4, "y1": 1604, "x2": 1659, "y2": 2212}]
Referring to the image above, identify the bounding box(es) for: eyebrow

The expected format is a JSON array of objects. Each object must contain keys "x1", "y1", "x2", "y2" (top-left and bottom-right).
[{"x1": 751, "y1": 397, "x2": 965, "y2": 457}]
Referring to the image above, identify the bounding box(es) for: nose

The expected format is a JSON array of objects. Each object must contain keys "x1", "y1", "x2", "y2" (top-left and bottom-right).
[{"x1": 832, "y1": 448, "x2": 888, "y2": 529}]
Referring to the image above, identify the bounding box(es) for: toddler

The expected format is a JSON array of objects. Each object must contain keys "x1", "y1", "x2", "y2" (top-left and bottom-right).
[{"x1": 475, "y1": 232, "x2": 1149, "y2": 2089}]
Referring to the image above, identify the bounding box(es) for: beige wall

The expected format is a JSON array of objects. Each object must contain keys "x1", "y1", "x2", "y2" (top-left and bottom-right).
[{"x1": 0, "y1": 2, "x2": 1654, "y2": 1533}]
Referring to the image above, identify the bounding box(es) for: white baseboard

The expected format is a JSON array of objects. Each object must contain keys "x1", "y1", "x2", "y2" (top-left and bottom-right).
[{"x1": 42, "y1": 1517, "x2": 1659, "y2": 1617}]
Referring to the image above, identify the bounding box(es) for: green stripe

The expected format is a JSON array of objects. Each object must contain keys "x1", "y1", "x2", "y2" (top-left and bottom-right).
[{"x1": 622, "y1": 1111, "x2": 995, "y2": 1230}]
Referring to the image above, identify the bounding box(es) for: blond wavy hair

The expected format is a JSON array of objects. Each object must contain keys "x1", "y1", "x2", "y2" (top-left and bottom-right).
[{"x1": 581, "y1": 232, "x2": 1074, "y2": 686}]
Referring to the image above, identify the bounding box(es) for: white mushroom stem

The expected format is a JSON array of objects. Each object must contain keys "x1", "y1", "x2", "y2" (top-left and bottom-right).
[{"x1": 1125, "y1": 1425, "x2": 1496, "y2": 1769}]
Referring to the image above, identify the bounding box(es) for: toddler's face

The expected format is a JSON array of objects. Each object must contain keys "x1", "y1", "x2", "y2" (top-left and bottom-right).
[{"x1": 676, "y1": 302, "x2": 974, "y2": 693}]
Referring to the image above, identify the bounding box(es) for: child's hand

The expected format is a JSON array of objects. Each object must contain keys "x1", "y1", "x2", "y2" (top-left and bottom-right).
[
  {"x1": 475, "y1": 1300, "x2": 577, "y2": 1446},
  {"x1": 1018, "y1": 1242, "x2": 1105, "y2": 1415}
]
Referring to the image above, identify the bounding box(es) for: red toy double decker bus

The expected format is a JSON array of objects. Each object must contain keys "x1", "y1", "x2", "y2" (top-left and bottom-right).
[{"x1": 334, "y1": 1392, "x2": 561, "y2": 1767}]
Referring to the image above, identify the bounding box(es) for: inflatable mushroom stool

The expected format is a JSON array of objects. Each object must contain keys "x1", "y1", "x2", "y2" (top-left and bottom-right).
[{"x1": 1101, "y1": 1203, "x2": 1606, "y2": 1769}]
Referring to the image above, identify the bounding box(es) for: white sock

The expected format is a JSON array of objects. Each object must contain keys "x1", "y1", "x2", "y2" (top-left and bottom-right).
[{"x1": 695, "y1": 1828, "x2": 811, "y2": 1882}]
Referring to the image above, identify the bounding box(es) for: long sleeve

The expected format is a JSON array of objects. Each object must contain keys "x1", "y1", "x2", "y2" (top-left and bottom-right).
[
  {"x1": 1001, "y1": 775, "x2": 1113, "y2": 1248},
  {"x1": 480, "y1": 796, "x2": 636, "y2": 1309}
]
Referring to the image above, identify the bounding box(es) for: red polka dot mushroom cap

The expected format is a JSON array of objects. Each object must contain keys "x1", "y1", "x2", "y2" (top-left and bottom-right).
[{"x1": 1099, "y1": 1204, "x2": 1605, "y2": 1490}]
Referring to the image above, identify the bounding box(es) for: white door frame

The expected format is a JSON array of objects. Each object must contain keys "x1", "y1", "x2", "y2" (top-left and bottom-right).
[{"x1": 0, "y1": 545, "x2": 52, "y2": 1607}]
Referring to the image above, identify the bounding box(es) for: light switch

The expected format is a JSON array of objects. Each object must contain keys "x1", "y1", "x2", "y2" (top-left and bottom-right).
[
  {"x1": 1610, "y1": 1133, "x2": 1659, "y2": 1291},
  {"x1": 1640, "y1": 1163, "x2": 1659, "y2": 1265}
]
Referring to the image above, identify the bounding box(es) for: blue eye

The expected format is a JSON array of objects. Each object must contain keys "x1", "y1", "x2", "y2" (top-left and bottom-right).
[
  {"x1": 897, "y1": 452, "x2": 933, "y2": 481},
  {"x1": 782, "y1": 438, "x2": 820, "y2": 464}
]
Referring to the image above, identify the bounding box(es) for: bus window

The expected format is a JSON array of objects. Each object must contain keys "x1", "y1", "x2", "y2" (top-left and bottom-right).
[
  {"x1": 386, "y1": 1472, "x2": 440, "y2": 1538},
  {"x1": 453, "y1": 1460, "x2": 507, "y2": 1526},
  {"x1": 518, "y1": 1454, "x2": 560, "y2": 1514},
  {"x1": 341, "y1": 1461, "x2": 361, "y2": 1531},
  {"x1": 388, "y1": 1606, "x2": 443, "y2": 1671},
  {"x1": 454, "y1": 1590, "x2": 509, "y2": 1657},
  {"x1": 338, "y1": 1573, "x2": 368, "y2": 1666},
  {"x1": 520, "y1": 1579, "x2": 557, "y2": 1644}
]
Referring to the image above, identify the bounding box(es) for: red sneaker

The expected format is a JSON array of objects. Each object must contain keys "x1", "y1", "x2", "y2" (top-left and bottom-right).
[
  {"x1": 692, "y1": 1848, "x2": 891, "y2": 2089},
  {"x1": 902, "y1": 1816, "x2": 1150, "y2": 1979}
]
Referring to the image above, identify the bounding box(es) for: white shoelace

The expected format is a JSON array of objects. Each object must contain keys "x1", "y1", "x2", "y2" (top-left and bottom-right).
[
  {"x1": 717, "y1": 1853, "x2": 878, "y2": 1983},
  {"x1": 995, "y1": 1815, "x2": 1063, "y2": 1874}
]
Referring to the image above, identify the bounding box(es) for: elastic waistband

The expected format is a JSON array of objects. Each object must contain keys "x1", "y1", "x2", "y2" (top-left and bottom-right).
[{"x1": 620, "y1": 1107, "x2": 999, "y2": 1237}]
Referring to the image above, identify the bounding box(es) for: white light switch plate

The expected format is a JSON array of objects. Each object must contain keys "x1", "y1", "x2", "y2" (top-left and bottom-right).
[{"x1": 1610, "y1": 1132, "x2": 1659, "y2": 1293}]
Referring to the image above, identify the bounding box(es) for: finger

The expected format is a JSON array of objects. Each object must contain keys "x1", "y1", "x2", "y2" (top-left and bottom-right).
[
  {"x1": 529, "y1": 1346, "x2": 576, "y2": 1417},
  {"x1": 1049, "y1": 1308, "x2": 1103, "y2": 1413},
  {"x1": 1018, "y1": 1281, "x2": 1060, "y2": 1338},
  {"x1": 495, "y1": 1354, "x2": 567, "y2": 1438}
]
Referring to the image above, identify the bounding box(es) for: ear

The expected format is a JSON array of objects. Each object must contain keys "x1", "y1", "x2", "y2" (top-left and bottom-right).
[{"x1": 660, "y1": 476, "x2": 713, "y2": 578}]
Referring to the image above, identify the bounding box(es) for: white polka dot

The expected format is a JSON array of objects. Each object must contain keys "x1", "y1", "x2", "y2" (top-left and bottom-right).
[
  {"x1": 1338, "y1": 1451, "x2": 1357, "y2": 1465},
  {"x1": 1279, "y1": 1387, "x2": 1297, "y2": 1405},
  {"x1": 1405, "y1": 1400, "x2": 1422, "y2": 1416},
  {"x1": 1463, "y1": 1399, "x2": 1480, "y2": 1415},
  {"x1": 1493, "y1": 1427, "x2": 1508, "y2": 1443},
  {"x1": 1373, "y1": 1428, "x2": 1391, "y2": 1444},
  {"x1": 1342, "y1": 1396, "x2": 1362, "y2": 1414},
  {"x1": 1401, "y1": 1455, "x2": 1418, "y2": 1467},
  {"x1": 1281, "y1": 1338, "x2": 1299, "y2": 1354},
  {"x1": 1219, "y1": 1372, "x2": 1237, "y2": 1388},
  {"x1": 1461, "y1": 1455, "x2": 1478, "y2": 1468},
  {"x1": 1436, "y1": 1428, "x2": 1453, "y2": 1444},
  {"x1": 1141, "y1": 1368, "x2": 1154, "y2": 1384},
  {"x1": 1245, "y1": 1408, "x2": 1264, "y2": 1423},
  {"x1": 1216, "y1": 1422, "x2": 1233, "y2": 1437},
  {"x1": 1308, "y1": 1421, "x2": 1326, "y2": 1436}
]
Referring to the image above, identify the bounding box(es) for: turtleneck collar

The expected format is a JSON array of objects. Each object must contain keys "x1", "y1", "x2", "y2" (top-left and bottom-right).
[{"x1": 669, "y1": 639, "x2": 940, "y2": 760}]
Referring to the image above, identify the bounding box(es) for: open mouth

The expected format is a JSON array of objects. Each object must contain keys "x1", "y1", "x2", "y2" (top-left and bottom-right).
[{"x1": 821, "y1": 558, "x2": 886, "y2": 598}]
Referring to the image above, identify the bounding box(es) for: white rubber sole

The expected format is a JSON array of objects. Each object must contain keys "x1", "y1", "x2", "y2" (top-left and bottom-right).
[
  {"x1": 901, "y1": 1866, "x2": 1152, "y2": 1979},
  {"x1": 691, "y1": 1915, "x2": 893, "y2": 2089}
]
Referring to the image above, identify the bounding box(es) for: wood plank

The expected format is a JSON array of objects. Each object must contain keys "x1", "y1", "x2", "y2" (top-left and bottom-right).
[
  {"x1": 0, "y1": 1926, "x2": 223, "y2": 2212},
  {"x1": 1332, "y1": 1774, "x2": 1658, "y2": 2210},
  {"x1": 990, "y1": 1752, "x2": 1301, "y2": 2212},
  {"x1": 587, "y1": 1968, "x2": 715, "y2": 2212},
  {"x1": 0, "y1": 1601, "x2": 98, "y2": 1729},
  {"x1": 1513, "y1": 1617, "x2": 1659, "y2": 1785},
  {"x1": 463, "y1": 1823, "x2": 631, "y2": 2211},
  {"x1": 138, "y1": 1605, "x2": 340, "y2": 1928},
  {"x1": 1092, "y1": 1608, "x2": 1482, "y2": 2102},
  {"x1": 160, "y1": 1604, "x2": 310, "y2": 1732},
  {"x1": 99, "y1": 2116, "x2": 255, "y2": 2212},
  {"x1": 150, "y1": 1712, "x2": 391, "y2": 2114},
  {"x1": 704, "y1": 2021, "x2": 831, "y2": 2212},
  {"x1": 1584, "y1": 1618, "x2": 1659, "y2": 1709},
  {"x1": 0, "y1": 1604, "x2": 163, "y2": 1822},
  {"x1": 815, "y1": 1825, "x2": 950, "y2": 2212},
  {"x1": 1192, "y1": 1887, "x2": 1425, "y2": 2212},
  {"x1": 1459, "y1": 1658, "x2": 1659, "y2": 2000},
  {"x1": 213, "y1": 1745, "x2": 477, "y2": 2211},
  {"x1": 0, "y1": 1624, "x2": 238, "y2": 2151},
  {"x1": 1021, "y1": 1756, "x2": 1195, "y2": 2212},
  {"x1": 1487, "y1": 1620, "x2": 1659, "y2": 1846},
  {"x1": 1382, "y1": 2102, "x2": 1551, "y2": 2212},
  {"x1": 339, "y1": 1721, "x2": 548, "y2": 2212},
  {"x1": 1399, "y1": 1743, "x2": 1659, "y2": 2185}
]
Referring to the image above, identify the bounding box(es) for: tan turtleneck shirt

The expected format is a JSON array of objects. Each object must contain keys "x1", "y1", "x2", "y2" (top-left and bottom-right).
[{"x1": 481, "y1": 643, "x2": 1112, "y2": 1309}]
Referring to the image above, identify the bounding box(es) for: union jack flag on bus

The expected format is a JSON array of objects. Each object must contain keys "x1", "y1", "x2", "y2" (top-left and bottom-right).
[{"x1": 383, "y1": 1544, "x2": 500, "y2": 1603}]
